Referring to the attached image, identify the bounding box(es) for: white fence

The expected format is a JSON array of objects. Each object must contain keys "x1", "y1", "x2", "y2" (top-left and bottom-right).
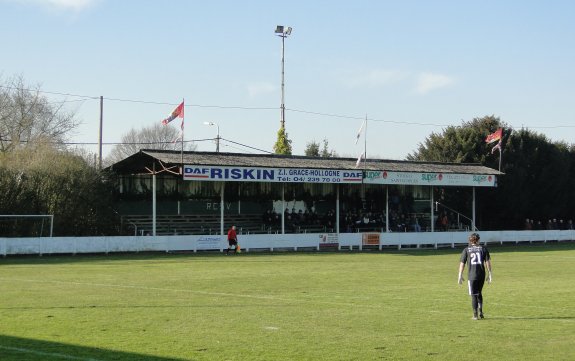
[{"x1": 1, "y1": 230, "x2": 573, "y2": 256}]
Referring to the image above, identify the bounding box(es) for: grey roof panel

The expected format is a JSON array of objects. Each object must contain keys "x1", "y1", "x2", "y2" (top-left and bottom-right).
[{"x1": 109, "y1": 149, "x2": 502, "y2": 175}]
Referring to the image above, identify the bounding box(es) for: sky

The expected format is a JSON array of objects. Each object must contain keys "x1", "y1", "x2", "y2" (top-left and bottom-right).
[{"x1": 1, "y1": 0, "x2": 574, "y2": 161}]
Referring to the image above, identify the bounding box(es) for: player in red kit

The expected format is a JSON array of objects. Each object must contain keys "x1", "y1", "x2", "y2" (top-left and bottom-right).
[{"x1": 226, "y1": 225, "x2": 239, "y2": 255}]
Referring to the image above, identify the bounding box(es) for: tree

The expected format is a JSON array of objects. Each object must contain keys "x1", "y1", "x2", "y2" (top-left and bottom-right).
[
  {"x1": 0, "y1": 75, "x2": 78, "y2": 152},
  {"x1": 407, "y1": 115, "x2": 575, "y2": 230},
  {"x1": 106, "y1": 123, "x2": 196, "y2": 165},
  {"x1": 305, "y1": 139, "x2": 337, "y2": 157},
  {"x1": 304, "y1": 140, "x2": 320, "y2": 156},
  {"x1": 0, "y1": 144, "x2": 118, "y2": 236},
  {"x1": 273, "y1": 125, "x2": 292, "y2": 155},
  {"x1": 321, "y1": 138, "x2": 337, "y2": 157},
  {"x1": 407, "y1": 115, "x2": 503, "y2": 163},
  {"x1": 481, "y1": 129, "x2": 572, "y2": 229}
]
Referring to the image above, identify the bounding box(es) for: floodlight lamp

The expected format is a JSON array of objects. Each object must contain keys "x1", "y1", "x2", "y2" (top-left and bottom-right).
[
  {"x1": 285, "y1": 27, "x2": 292, "y2": 35},
  {"x1": 203, "y1": 121, "x2": 214, "y2": 126},
  {"x1": 275, "y1": 25, "x2": 284, "y2": 34}
]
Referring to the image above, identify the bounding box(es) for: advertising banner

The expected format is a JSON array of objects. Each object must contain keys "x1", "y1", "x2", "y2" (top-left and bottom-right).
[
  {"x1": 183, "y1": 166, "x2": 497, "y2": 187},
  {"x1": 362, "y1": 170, "x2": 497, "y2": 187},
  {"x1": 362, "y1": 233, "x2": 381, "y2": 246},
  {"x1": 184, "y1": 165, "x2": 363, "y2": 184},
  {"x1": 319, "y1": 233, "x2": 339, "y2": 248}
]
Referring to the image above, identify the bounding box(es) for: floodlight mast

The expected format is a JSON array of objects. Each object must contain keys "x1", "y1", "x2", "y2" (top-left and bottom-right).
[{"x1": 275, "y1": 25, "x2": 292, "y2": 129}]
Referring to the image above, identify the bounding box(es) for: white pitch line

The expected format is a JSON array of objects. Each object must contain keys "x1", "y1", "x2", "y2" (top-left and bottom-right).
[{"x1": 0, "y1": 345, "x2": 102, "y2": 361}]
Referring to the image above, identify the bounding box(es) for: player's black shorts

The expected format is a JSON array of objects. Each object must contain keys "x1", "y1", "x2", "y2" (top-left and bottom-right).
[
  {"x1": 228, "y1": 239, "x2": 237, "y2": 247},
  {"x1": 468, "y1": 279, "x2": 485, "y2": 295}
]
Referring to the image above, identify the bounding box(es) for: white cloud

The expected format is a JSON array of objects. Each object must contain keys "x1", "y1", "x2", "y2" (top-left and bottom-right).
[
  {"x1": 415, "y1": 72, "x2": 455, "y2": 94},
  {"x1": 247, "y1": 82, "x2": 276, "y2": 98},
  {"x1": 345, "y1": 69, "x2": 408, "y2": 88},
  {"x1": 5, "y1": 0, "x2": 97, "y2": 11}
]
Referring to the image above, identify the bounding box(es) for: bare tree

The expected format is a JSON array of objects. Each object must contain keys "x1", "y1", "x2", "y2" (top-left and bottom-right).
[
  {"x1": 105, "y1": 123, "x2": 196, "y2": 165},
  {"x1": 0, "y1": 75, "x2": 78, "y2": 152}
]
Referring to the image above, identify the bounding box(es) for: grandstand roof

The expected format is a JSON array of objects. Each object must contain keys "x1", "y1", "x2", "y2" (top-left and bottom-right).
[{"x1": 109, "y1": 149, "x2": 502, "y2": 175}]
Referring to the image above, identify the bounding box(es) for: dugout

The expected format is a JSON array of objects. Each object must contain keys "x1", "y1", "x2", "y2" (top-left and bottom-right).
[{"x1": 109, "y1": 149, "x2": 501, "y2": 236}]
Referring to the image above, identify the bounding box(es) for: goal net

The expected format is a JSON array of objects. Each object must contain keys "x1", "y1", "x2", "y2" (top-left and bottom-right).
[{"x1": 0, "y1": 215, "x2": 54, "y2": 237}]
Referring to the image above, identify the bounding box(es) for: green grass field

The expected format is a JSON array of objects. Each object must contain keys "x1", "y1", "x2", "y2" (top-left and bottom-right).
[{"x1": 0, "y1": 243, "x2": 573, "y2": 361}]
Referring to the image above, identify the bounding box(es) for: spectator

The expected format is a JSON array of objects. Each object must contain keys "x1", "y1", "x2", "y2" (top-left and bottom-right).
[
  {"x1": 302, "y1": 210, "x2": 309, "y2": 225},
  {"x1": 262, "y1": 210, "x2": 273, "y2": 227},
  {"x1": 411, "y1": 215, "x2": 421, "y2": 232},
  {"x1": 310, "y1": 209, "x2": 319, "y2": 224},
  {"x1": 291, "y1": 208, "x2": 298, "y2": 223},
  {"x1": 440, "y1": 212, "x2": 449, "y2": 232},
  {"x1": 524, "y1": 218, "x2": 532, "y2": 230},
  {"x1": 324, "y1": 209, "x2": 336, "y2": 230},
  {"x1": 362, "y1": 213, "x2": 371, "y2": 226}
]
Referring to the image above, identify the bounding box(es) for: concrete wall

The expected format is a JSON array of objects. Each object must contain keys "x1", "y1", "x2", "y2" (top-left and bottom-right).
[{"x1": 2, "y1": 230, "x2": 573, "y2": 256}]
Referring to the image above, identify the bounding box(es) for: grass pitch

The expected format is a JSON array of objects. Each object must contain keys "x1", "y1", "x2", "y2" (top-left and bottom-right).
[{"x1": 0, "y1": 243, "x2": 573, "y2": 361}]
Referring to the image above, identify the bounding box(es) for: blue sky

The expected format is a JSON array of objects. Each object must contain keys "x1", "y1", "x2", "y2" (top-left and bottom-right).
[{"x1": 1, "y1": 0, "x2": 574, "y2": 160}]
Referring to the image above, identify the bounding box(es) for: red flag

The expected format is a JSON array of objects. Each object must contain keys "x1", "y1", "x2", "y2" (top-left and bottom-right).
[
  {"x1": 161, "y1": 102, "x2": 184, "y2": 125},
  {"x1": 485, "y1": 128, "x2": 502, "y2": 144}
]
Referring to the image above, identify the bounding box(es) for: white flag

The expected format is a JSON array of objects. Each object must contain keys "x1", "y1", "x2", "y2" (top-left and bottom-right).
[
  {"x1": 491, "y1": 139, "x2": 502, "y2": 154},
  {"x1": 355, "y1": 119, "x2": 366, "y2": 144},
  {"x1": 355, "y1": 152, "x2": 364, "y2": 168}
]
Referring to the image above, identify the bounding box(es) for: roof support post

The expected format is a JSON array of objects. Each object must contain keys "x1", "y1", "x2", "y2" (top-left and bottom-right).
[
  {"x1": 336, "y1": 184, "x2": 340, "y2": 236},
  {"x1": 152, "y1": 162, "x2": 156, "y2": 236},
  {"x1": 386, "y1": 186, "x2": 390, "y2": 233},
  {"x1": 430, "y1": 186, "x2": 434, "y2": 233},
  {"x1": 220, "y1": 181, "x2": 225, "y2": 236},
  {"x1": 472, "y1": 186, "x2": 476, "y2": 231},
  {"x1": 281, "y1": 183, "x2": 285, "y2": 234}
]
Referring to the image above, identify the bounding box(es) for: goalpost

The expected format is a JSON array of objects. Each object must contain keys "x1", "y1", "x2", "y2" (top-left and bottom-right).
[{"x1": 0, "y1": 215, "x2": 54, "y2": 237}]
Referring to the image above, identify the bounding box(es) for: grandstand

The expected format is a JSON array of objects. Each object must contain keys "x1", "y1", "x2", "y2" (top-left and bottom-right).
[{"x1": 110, "y1": 149, "x2": 500, "y2": 237}]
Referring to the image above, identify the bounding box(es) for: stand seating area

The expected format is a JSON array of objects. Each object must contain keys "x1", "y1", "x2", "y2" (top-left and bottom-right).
[
  {"x1": 121, "y1": 213, "x2": 442, "y2": 236},
  {"x1": 121, "y1": 214, "x2": 268, "y2": 236}
]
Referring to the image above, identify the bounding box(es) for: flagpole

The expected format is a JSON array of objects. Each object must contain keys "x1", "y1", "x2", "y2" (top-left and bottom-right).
[
  {"x1": 363, "y1": 114, "x2": 367, "y2": 169},
  {"x1": 362, "y1": 114, "x2": 367, "y2": 208},
  {"x1": 181, "y1": 98, "x2": 184, "y2": 171}
]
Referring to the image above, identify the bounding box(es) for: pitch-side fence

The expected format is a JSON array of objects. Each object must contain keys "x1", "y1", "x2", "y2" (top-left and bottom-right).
[{"x1": 1, "y1": 230, "x2": 573, "y2": 256}]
